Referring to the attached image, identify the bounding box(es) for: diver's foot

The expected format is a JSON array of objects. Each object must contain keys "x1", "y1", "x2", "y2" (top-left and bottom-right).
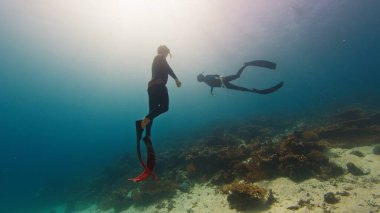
[{"x1": 141, "y1": 117, "x2": 151, "y2": 129}]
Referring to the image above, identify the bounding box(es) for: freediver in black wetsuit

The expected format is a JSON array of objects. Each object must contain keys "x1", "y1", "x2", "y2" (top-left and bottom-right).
[
  {"x1": 130, "y1": 45, "x2": 181, "y2": 182},
  {"x1": 197, "y1": 60, "x2": 283, "y2": 95},
  {"x1": 140, "y1": 45, "x2": 181, "y2": 138}
]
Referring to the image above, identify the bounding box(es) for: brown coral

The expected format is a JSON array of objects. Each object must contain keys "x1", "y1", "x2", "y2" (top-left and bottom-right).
[
  {"x1": 302, "y1": 130, "x2": 320, "y2": 141},
  {"x1": 276, "y1": 133, "x2": 342, "y2": 181},
  {"x1": 222, "y1": 181, "x2": 269, "y2": 210},
  {"x1": 185, "y1": 163, "x2": 197, "y2": 176},
  {"x1": 222, "y1": 182, "x2": 267, "y2": 199}
]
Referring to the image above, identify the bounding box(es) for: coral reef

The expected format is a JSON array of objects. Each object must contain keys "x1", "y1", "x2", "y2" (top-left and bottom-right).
[
  {"x1": 221, "y1": 181, "x2": 270, "y2": 211},
  {"x1": 276, "y1": 133, "x2": 343, "y2": 181},
  {"x1": 183, "y1": 140, "x2": 250, "y2": 183},
  {"x1": 316, "y1": 109, "x2": 380, "y2": 147},
  {"x1": 62, "y1": 107, "x2": 380, "y2": 213},
  {"x1": 229, "y1": 132, "x2": 342, "y2": 182},
  {"x1": 233, "y1": 143, "x2": 278, "y2": 182}
]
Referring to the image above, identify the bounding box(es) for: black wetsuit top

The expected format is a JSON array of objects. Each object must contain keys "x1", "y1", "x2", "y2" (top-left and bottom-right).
[
  {"x1": 149, "y1": 55, "x2": 177, "y2": 87},
  {"x1": 203, "y1": 74, "x2": 223, "y2": 94}
]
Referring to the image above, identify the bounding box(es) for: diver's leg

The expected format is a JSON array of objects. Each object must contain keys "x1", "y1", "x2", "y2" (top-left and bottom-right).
[
  {"x1": 145, "y1": 86, "x2": 165, "y2": 119},
  {"x1": 224, "y1": 81, "x2": 252, "y2": 92},
  {"x1": 144, "y1": 85, "x2": 169, "y2": 128},
  {"x1": 150, "y1": 85, "x2": 169, "y2": 117},
  {"x1": 223, "y1": 65, "x2": 247, "y2": 82},
  {"x1": 159, "y1": 85, "x2": 169, "y2": 115},
  {"x1": 145, "y1": 87, "x2": 157, "y2": 136},
  {"x1": 142, "y1": 86, "x2": 159, "y2": 128}
]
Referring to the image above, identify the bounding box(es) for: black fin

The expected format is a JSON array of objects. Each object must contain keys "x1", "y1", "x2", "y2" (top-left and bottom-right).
[
  {"x1": 135, "y1": 120, "x2": 146, "y2": 168},
  {"x1": 245, "y1": 60, "x2": 277, "y2": 70},
  {"x1": 143, "y1": 136, "x2": 156, "y2": 171},
  {"x1": 135, "y1": 120, "x2": 144, "y2": 142},
  {"x1": 252, "y1": 81, "x2": 283, "y2": 94}
]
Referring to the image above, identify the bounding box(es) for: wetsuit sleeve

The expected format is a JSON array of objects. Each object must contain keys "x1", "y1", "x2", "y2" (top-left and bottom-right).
[
  {"x1": 163, "y1": 59, "x2": 178, "y2": 80},
  {"x1": 210, "y1": 87, "x2": 214, "y2": 96}
]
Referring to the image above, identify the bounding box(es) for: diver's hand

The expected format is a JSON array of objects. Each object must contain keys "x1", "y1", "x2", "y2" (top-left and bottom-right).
[{"x1": 175, "y1": 79, "x2": 182, "y2": 88}]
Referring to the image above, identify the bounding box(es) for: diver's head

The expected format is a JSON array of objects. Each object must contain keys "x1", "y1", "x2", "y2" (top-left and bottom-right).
[
  {"x1": 157, "y1": 45, "x2": 171, "y2": 58},
  {"x1": 197, "y1": 73, "x2": 205, "y2": 82}
]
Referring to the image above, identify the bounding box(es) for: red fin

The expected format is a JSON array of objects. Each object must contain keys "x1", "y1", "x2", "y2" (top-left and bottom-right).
[{"x1": 128, "y1": 168, "x2": 157, "y2": 182}]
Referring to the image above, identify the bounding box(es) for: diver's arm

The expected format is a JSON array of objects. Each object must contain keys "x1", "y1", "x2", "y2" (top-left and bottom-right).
[
  {"x1": 164, "y1": 59, "x2": 177, "y2": 80},
  {"x1": 164, "y1": 58, "x2": 181, "y2": 87},
  {"x1": 168, "y1": 68, "x2": 178, "y2": 80},
  {"x1": 210, "y1": 87, "x2": 214, "y2": 96}
]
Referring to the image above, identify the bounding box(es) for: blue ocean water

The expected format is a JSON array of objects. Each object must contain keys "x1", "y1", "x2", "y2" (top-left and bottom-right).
[{"x1": 0, "y1": 1, "x2": 379, "y2": 212}]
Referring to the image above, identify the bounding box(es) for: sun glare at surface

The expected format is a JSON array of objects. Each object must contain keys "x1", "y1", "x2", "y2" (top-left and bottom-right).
[
  {"x1": 0, "y1": 0, "x2": 290, "y2": 78},
  {"x1": 0, "y1": 1, "x2": 224, "y2": 71}
]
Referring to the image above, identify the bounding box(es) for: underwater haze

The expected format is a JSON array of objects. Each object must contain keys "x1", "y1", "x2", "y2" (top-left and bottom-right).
[{"x1": 0, "y1": 0, "x2": 380, "y2": 212}]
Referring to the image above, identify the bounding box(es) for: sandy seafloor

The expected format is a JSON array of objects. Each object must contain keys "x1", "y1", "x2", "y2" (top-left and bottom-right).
[{"x1": 46, "y1": 144, "x2": 380, "y2": 213}]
